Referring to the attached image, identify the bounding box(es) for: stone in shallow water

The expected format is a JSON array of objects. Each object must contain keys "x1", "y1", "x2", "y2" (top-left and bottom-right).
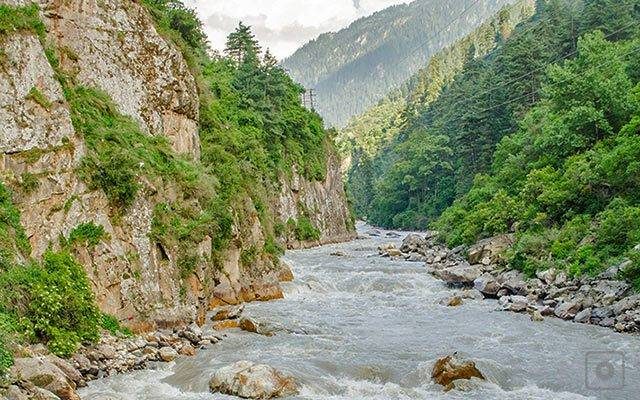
[
  {"x1": 209, "y1": 361, "x2": 298, "y2": 399},
  {"x1": 431, "y1": 354, "x2": 485, "y2": 392},
  {"x1": 212, "y1": 305, "x2": 245, "y2": 321}
]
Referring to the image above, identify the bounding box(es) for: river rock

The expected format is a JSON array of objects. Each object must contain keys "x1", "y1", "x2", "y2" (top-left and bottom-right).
[
  {"x1": 574, "y1": 308, "x2": 592, "y2": 324},
  {"x1": 431, "y1": 354, "x2": 485, "y2": 391},
  {"x1": 499, "y1": 295, "x2": 529, "y2": 313},
  {"x1": 592, "y1": 280, "x2": 630, "y2": 305},
  {"x1": 530, "y1": 311, "x2": 545, "y2": 322},
  {"x1": 212, "y1": 305, "x2": 245, "y2": 321},
  {"x1": 239, "y1": 317, "x2": 274, "y2": 336},
  {"x1": 10, "y1": 357, "x2": 80, "y2": 400},
  {"x1": 400, "y1": 234, "x2": 427, "y2": 254},
  {"x1": 536, "y1": 268, "x2": 557, "y2": 285},
  {"x1": 474, "y1": 273, "x2": 500, "y2": 297},
  {"x1": 378, "y1": 243, "x2": 397, "y2": 253},
  {"x1": 446, "y1": 296, "x2": 463, "y2": 307},
  {"x1": 209, "y1": 361, "x2": 298, "y2": 399},
  {"x1": 612, "y1": 295, "x2": 640, "y2": 315},
  {"x1": 467, "y1": 234, "x2": 514, "y2": 265},
  {"x1": 158, "y1": 347, "x2": 179, "y2": 362},
  {"x1": 554, "y1": 301, "x2": 582, "y2": 320},
  {"x1": 433, "y1": 264, "x2": 482, "y2": 286}
]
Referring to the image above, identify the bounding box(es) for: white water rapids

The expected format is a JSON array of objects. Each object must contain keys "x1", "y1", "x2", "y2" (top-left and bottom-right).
[{"x1": 80, "y1": 223, "x2": 640, "y2": 399}]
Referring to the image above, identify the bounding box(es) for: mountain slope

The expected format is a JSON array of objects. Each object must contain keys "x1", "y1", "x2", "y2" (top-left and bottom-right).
[
  {"x1": 338, "y1": 0, "x2": 536, "y2": 173},
  {"x1": 282, "y1": 0, "x2": 516, "y2": 127},
  {"x1": 343, "y1": 0, "x2": 640, "y2": 285}
]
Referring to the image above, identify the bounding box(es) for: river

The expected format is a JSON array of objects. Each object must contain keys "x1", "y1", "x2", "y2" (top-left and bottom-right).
[{"x1": 80, "y1": 223, "x2": 640, "y2": 400}]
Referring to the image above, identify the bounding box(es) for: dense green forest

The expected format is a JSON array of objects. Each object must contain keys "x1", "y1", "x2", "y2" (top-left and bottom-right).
[
  {"x1": 0, "y1": 0, "x2": 331, "y2": 373},
  {"x1": 339, "y1": 0, "x2": 536, "y2": 187},
  {"x1": 283, "y1": 0, "x2": 516, "y2": 127},
  {"x1": 346, "y1": 0, "x2": 640, "y2": 283}
]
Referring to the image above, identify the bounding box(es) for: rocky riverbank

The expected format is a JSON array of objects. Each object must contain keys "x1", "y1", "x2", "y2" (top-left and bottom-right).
[
  {"x1": 378, "y1": 231, "x2": 640, "y2": 333},
  {"x1": 2, "y1": 323, "x2": 221, "y2": 400}
]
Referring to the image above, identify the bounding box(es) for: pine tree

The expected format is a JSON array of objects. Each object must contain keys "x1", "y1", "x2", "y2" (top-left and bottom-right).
[{"x1": 225, "y1": 22, "x2": 261, "y2": 64}]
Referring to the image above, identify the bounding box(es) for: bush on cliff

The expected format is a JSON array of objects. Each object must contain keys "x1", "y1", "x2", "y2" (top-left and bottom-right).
[{"x1": 0, "y1": 251, "x2": 101, "y2": 357}]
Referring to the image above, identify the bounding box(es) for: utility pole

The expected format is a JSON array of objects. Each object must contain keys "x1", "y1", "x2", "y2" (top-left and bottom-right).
[
  {"x1": 300, "y1": 88, "x2": 316, "y2": 111},
  {"x1": 308, "y1": 88, "x2": 315, "y2": 111}
]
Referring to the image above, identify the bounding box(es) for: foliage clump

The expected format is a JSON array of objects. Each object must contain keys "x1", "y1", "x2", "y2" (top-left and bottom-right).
[
  {"x1": 0, "y1": 251, "x2": 101, "y2": 357},
  {"x1": 0, "y1": 3, "x2": 45, "y2": 41},
  {"x1": 67, "y1": 222, "x2": 107, "y2": 247}
]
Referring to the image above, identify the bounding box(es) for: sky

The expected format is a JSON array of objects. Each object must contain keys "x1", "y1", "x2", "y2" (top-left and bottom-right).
[{"x1": 185, "y1": 0, "x2": 409, "y2": 60}]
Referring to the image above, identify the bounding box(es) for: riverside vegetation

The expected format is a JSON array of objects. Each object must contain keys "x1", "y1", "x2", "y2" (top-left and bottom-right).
[
  {"x1": 0, "y1": 0, "x2": 338, "y2": 385},
  {"x1": 343, "y1": 0, "x2": 640, "y2": 290}
]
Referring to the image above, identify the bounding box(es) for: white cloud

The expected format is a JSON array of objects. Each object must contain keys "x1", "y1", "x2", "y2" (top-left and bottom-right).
[{"x1": 184, "y1": 0, "x2": 409, "y2": 59}]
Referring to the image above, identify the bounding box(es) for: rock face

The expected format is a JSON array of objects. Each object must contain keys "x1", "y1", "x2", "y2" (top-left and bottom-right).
[
  {"x1": 431, "y1": 354, "x2": 485, "y2": 391},
  {"x1": 0, "y1": 0, "x2": 353, "y2": 331},
  {"x1": 10, "y1": 357, "x2": 80, "y2": 400},
  {"x1": 209, "y1": 361, "x2": 298, "y2": 399}
]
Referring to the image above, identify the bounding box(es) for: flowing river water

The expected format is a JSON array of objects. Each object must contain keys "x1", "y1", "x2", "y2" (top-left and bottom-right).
[{"x1": 80, "y1": 224, "x2": 640, "y2": 400}]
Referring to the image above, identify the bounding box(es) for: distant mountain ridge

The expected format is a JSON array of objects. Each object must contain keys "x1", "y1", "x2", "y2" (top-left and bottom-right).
[{"x1": 282, "y1": 0, "x2": 516, "y2": 127}]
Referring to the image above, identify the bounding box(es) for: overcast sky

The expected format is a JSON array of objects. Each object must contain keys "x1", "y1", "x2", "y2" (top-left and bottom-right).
[{"x1": 185, "y1": 0, "x2": 409, "y2": 60}]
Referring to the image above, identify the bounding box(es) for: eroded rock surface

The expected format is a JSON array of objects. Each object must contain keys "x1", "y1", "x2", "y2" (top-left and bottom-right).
[{"x1": 209, "y1": 361, "x2": 298, "y2": 399}]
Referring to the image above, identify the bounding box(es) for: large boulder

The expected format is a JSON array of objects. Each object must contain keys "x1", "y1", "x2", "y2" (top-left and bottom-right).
[
  {"x1": 10, "y1": 357, "x2": 80, "y2": 400},
  {"x1": 433, "y1": 264, "x2": 482, "y2": 286},
  {"x1": 212, "y1": 305, "x2": 245, "y2": 321},
  {"x1": 467, "y1": 234, "x2": 514, "y2": 265},
  {"x1": 431, "y1": 354, "x2": 485, "y2": 391},
  {"x1": 400, "y1": 234, "x2": 427, "y2": 254},
  {"x1": 474, "y1": 273, "x2": 500, "y2": 296},
  {"x1": 554, "y1": 300, "x2": 582, "y2": 320},
  {"x1": 209, "y1": 361, "x2": 298, "y2": 399}
]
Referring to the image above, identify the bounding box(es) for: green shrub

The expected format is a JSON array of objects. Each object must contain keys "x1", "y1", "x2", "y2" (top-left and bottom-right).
[
  {"x1": 240, "y1": 246, "x2": 258, "y2": 267},
  {"x1": 68, "y1": 222, "x2": 107, "y2": 247},
  {"x1": 18, "y1": 172, "x2": 39, "y2": 194},
  {"x1": 0, "y1": 3, "x2": 46, "y2": 41},
  {"x1": 25, "y1": 87, "x2": 52, "y2": 110},
  {"x1": 100, "y1": 314, "x2": 132, "y2": 337},
  {"x1": 0, "y1": 182, "x2": 31, "y2": 269},
  {"x1": 291, "y1": 217, "x2": 321, "y2": 242},
  {"x1": 0, "y1": 336, "x2": 12, "y2": 376},
  {"x1": 0, "y1": 251, "x2": 101, "y2": 357}
]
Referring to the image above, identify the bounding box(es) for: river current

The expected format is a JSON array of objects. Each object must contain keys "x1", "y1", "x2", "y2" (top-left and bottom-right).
[{"x1": 80, "y1": 223, "x2": 640, "y2": 399}]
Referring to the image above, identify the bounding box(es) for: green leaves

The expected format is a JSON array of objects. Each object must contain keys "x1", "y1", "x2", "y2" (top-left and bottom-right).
[{"x1": 0, "y1": 251, "x2": 101, "y2": 357}]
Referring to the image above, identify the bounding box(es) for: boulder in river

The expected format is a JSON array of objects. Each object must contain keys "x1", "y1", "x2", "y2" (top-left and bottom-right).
[
  {"x1": 400, "y1": 234, "x2": 427, "y2": 254},
  {"x1": 212, "y1": 305, "x2": 245, "y2": 321},
  {"x1": 431, "y1": 354, "x2": 485, "y2": 391},
  {"x1": 554, "y1": 300, "x2": 582, "y2": 320},
  {"x1": 209, "y1": 361, "x2": 298, "y2": 399},
  {"x1": 474, "y1": 273, "x2": 500, "y2": 297},
  {"x1": 433, "y1": 264, "x2": 482, "y2": 286},
  {"x1": 239, "y1": 317, "x2": 275, "y2": 336}
]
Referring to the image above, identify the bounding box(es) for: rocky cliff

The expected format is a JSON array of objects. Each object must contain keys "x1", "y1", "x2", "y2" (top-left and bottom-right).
[{"x1": 0, "y1": 0, "x2": 354, "y2": 332}]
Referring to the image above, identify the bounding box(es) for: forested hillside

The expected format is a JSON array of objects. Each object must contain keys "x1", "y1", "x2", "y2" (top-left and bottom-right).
[
  {"x1": 339, "y1": 0, "x2": 536, "y2": 173},
  {"x1": 347, "y1": 0, "x2": 640, "y2": 283},
  {"x1": 282, "y1": 0, "x2": 516, "y2": 127}
]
